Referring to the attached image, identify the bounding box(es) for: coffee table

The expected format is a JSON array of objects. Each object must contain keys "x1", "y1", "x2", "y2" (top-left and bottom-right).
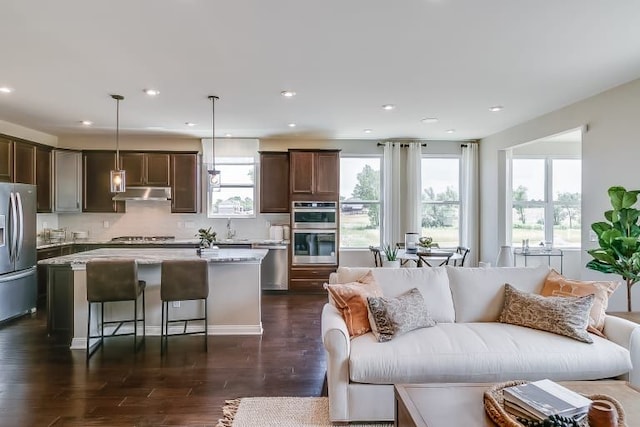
[{"x1": 394, "y1": 381, "x2": 640, "y2": 427}]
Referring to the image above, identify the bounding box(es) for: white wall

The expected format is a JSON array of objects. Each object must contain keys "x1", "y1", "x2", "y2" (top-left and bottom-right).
[
  {"x1": 480, "y1": 77, "x2": 640, "y2": 311},
  {"x1": 0, "y1": 120, "x2": 58, "y2": 146}
]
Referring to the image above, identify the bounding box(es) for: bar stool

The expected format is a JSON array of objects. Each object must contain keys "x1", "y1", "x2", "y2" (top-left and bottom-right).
[
  {"x1": 160, "y1": 259, "x2": 209, "y2": 354},
  {"x1": 86, "y1": 259, "x2": 146, "y2": 361}
]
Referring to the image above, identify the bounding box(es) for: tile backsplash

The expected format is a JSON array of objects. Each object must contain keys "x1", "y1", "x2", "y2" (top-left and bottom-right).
[{"x1": 43, "y1": 201, "x2": 288, "y2": 241}]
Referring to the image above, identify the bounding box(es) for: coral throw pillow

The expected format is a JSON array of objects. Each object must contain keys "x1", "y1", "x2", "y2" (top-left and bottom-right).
[
  {"x1": 540, "y1": 270, "x2": 619, "y2": 337},
  {"x1": 325, "y1": 271, "x2": 383, "y2": 338}
]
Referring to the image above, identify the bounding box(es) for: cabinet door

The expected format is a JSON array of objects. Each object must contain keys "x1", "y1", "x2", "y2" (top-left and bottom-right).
[
  {"x1": 120, "y1": 153, "x2": 145, "y2": 186},
  {"x1": 145, "y1": 153, "x2": 170, "y2": 186},
  {"x1": 260, "y1": 152, "x2": 289, "y2": 213},
  {"x1": 83, "y1": 151, "x2": 125, "y2": 213},
  {"x1": 290, "y1": 151, "x2": 314, "y2": 194},
  {"x1": 54, "y1": 150, "x2": 82, "y2": 212},
  {"x1": 36, "y1": 146, "x2": 53, "y2": 212},
  {"x1": 314, "y1": 151, "x2": 339, "y2": 197},
  {"x1": 171, "y1": 153, "x2": 198, "y2": 213},
  {"x1": 13, "y1": 141, "x2": 36, "y2": 184},
  {"x1": 0, "y1": 137, "x2": 11, "y2": 182}
]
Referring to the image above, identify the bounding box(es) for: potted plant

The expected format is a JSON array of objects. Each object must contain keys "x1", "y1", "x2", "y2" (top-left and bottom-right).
[
  {"x1": 418, "y1": 236, "x2": 438, "y2": 252},
  {"x1": 196, "y1": 227, "x2": 217, "y2": 249},
  {"x1": 383, "y1": 244, "x2": 400, "y2": 267},
  {"x1": 587, "y1": 186, "x2": 640, "y2": 311}
]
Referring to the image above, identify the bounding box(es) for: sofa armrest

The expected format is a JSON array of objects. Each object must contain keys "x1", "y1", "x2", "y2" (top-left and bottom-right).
[
  {"x1": 603, "y1": 315, "x2": 640, "y2": 388},
  {"x1": 321, "y1": 303, "x2": 351, "y2": 422}
]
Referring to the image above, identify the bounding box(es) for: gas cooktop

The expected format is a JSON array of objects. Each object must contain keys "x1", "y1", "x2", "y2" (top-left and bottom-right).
[{"x1": 111, "y1": 236, "x2": 176, "y2": 242}]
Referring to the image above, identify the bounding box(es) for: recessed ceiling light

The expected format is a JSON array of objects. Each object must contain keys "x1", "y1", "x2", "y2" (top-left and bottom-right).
[
  {"x1": 143, "y1": 89, "x2": 160, "y2": 96},
  {"x1": 281, "y1": 90, "x2": 296, "y2": 98},
  {"x1": 489, "y1": 105, "x2": 504, "y2": 112},
  {"x1": 445, "y1": 129, "x2": 456, "y2": 134},
  {"x1": 364, "y1": 129, "x2": 373, "y2": 134},
  {"x1": 288, "y1": 123, "x2": 297, "y2": 128},
  {"x1": 421, "y1": 117, "x2": 439, "y2": 124},
  {"x1": 185, "y1": 122, "x2": 196, "y2": 127},
  {"x1": 80, "y1": 120, "x2": 93, "y2": 126},
  {"x1": 382, "y1": 104, "x2": 396, "y2": 111},
  {"x1": 225, "y1": 133, "x2": 232, "y2": 137},
  {"x1": 0, "y1": 87, "x2": 13, "y2": 93}
]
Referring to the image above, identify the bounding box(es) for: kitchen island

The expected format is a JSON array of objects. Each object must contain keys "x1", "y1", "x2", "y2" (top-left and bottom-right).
[{"x1": 39, "y1": 248, "x2": 268, "y2": 350}]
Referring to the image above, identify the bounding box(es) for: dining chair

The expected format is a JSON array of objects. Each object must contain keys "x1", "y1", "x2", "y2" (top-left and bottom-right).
[
  {"x1": 417, "y1": 252, "x2": 453, "y2": 267},
  {"x1": 453, "y1": 246, "x2": 471, "y2": 266},
  {"x1": 369, "y1": 246, "x2": 383, "y2": 267}
]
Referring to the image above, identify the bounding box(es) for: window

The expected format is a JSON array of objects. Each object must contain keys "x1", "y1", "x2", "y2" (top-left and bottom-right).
[
  {"x1": 511, "y1": 157, "x2": 581, "y2": 248},
  {"x1": 207, "y1": 156, "x2": 256, "y2": 217},
  {"x1": 339, "y1": 157, "x2": 381, "y2": 248},
  {"x1": 421, "y1": 157, "x2": 460, "y2": 247}
]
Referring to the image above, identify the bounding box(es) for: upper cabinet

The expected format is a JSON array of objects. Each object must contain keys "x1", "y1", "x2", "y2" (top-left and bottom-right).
[
  {"x1": 54, "y1": 150, "x2": 82, "y2": 212},
  {"x1": 259, "y1": 152, "x2": 289, "y2": 213},
  {"x1": 0, "y1": 136, "x2": 53, "y2": 212},
  {"x1": 289, "y1": 149, "x2": 340, "y2": 201},
  {"x1": 36, "y1": 145, "x2": 53, "y2": 212},
  {"x1": 120, "y1": 152, "x2": 170, "y2": 187},
  {"x1": 170, "y1": 153, "x2": 199, "y2": 213},
  {"x1": 82, "y1": 151, "x2": 125, "y2": 213}
]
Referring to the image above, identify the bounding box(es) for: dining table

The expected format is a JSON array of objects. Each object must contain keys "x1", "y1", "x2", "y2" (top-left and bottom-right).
[{"x1": 397, "y1": 248, "x2": 463, "y2": 267}]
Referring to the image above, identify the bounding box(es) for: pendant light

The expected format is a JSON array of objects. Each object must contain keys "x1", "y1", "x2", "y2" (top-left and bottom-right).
[
  {"x1": 109, "y1": 94, "x2": 126, "y2": 193},
  {"x1": 208, "y1": 95, "x2": 221, "y2": 191}
]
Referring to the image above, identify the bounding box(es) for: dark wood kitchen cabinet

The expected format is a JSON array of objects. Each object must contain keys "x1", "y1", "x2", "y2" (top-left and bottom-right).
[
  {"x1": 289, "y1": 265, "x2": 337, "y2": 293},
  {"x1": 0, "y1": 137, "x2": 12, "y2": 182},
  {"x1": 260, "y1": 151, "x2": 289, "y2": 213},
  {"x1": 120, "y1": 152, "x2": 170, "y2": 186},
  {"x1": 170, "y1": 153, "x2": 199, "y2": 213},
  {"x1": 82, "y1": 151, "x2": 125, "y2": 213},
  {"x1": 13, "y1": 140, "x2": 36, "y2": 184},
  {"x1": 289, "y1": 149, "x2": 339, "y2": 201},
  {"x1": 36, "y1": 145, "x2": 53, "y2": 212}
]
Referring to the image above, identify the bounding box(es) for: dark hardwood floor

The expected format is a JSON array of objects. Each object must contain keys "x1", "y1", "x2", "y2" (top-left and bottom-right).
[{"x1": 0, "y1": 292, "x2": 328, "y2": 426}]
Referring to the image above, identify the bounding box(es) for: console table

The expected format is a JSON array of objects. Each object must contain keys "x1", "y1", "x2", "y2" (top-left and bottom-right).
[{"x1": 513, "y1": 248, "x2": 564, "y2": 273}]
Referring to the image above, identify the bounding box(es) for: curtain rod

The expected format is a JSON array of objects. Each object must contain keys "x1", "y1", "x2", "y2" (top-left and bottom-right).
[{"x1": 376, "y1": 142, "x2": 427, "y2": 147}]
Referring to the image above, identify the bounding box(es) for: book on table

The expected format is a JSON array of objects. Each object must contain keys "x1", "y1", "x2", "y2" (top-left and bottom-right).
[{"x1": 502, "y1": 379, "x2": 592, "y2": 421}]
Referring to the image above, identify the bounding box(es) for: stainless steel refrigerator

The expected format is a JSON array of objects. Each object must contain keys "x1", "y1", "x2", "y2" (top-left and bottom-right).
[{"x1": 0, "y1": 183, "x2": 37, "y2": 322}]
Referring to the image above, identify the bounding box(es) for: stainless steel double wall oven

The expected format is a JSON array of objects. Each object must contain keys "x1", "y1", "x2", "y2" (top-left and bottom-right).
[{"x1": 291, "y1": 201, "x2": 337, "y2": 265}]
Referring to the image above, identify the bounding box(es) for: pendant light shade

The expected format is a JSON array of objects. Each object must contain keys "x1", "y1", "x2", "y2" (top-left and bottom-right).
[
  {"x1": 110, "y1": 94, "x2": 126, "y2": 193},
  {"x1": 208, "y1": 95, "x2": 221, "y2": 192}
]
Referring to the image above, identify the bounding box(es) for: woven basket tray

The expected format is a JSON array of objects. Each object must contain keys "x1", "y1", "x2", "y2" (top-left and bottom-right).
[{"x1": 483, "y1": 380, "x2": 626, "y2": 427}]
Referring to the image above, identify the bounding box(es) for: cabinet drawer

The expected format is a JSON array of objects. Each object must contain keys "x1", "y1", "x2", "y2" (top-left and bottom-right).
[
  {"x1": 289, "y1": 278, "x2": 328, "y2": 292},
  {"x1": 289, "y1": 266, "x2": 336, "y2": 280}
]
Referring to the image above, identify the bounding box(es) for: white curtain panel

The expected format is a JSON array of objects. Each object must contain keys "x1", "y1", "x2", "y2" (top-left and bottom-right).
[
  {"x1": 404, "y1": 142, "x2": 422, "y2": 235},
  {"x1": 383, "y1": 142, "x2": 402, "y2": 247},
  {"x1": 461, "y1": 142, "x2": 479, "y2": 266}
]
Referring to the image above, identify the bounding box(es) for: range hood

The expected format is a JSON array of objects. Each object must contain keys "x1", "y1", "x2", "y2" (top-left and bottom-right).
[{"x1": 112, "y1": 187, "x2": 172, "y2": 201}]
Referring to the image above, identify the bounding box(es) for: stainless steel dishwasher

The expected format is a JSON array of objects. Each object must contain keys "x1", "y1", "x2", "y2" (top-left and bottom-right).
[{"x1": 252, "y1": 243, "x2": 289, "y2": 290}]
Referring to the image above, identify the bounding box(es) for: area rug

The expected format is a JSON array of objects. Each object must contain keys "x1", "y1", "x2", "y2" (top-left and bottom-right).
[{"x1": 216, "y1": 397, "x2": 393, "y2": 426}]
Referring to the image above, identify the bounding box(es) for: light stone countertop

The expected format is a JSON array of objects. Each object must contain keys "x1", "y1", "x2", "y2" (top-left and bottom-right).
[
  {"x1": 37, "y1": 248, "x2": 268, "y2": 267},
  {"x1": 37, "y1": 239, "x2": 289, "y2": 250}
]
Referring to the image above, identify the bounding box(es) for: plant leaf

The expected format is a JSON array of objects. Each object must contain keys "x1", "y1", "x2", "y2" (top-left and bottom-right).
[{"x1": 609, "y1": 186, "x2": 627, "y2": 210}]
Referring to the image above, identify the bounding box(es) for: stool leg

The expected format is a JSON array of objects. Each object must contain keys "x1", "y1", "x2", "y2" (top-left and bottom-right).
[
  {"x1": 100, "y1": 302, "x2": 105, "y2": 350},
  {"x1": 86, "y1": 302, "x2": 91, "y2": 362},
  {"x1": 160, "y1": 301, "x2": 165, "y2": 355},
  {"x1": 204, "y1": 299, "x2": 208, "y2": 352},
  {"x1": 142, "y1": 289, "x2": 146, "y2": 343},
  {"x1": 134, "y1": 298, "x2": 138, "y2": 353}
]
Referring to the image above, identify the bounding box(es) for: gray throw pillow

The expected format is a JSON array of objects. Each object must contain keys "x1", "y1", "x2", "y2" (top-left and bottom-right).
[
  {"x1": 366, "y1": 288, "x2": 436, "y2": 342},
  {"x1": 499, "y1": 283, "x2": 595, "y2": 344}
]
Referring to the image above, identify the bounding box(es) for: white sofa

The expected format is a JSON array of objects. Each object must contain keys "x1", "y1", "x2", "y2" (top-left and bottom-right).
[{"x1": 321, "y1": 265, "x2": 640, "y2": 423}]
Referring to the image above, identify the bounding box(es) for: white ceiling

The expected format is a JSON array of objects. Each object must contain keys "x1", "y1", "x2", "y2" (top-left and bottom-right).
[{"x1": 1, "y1": 0, "x2": 640, "y2": 141}]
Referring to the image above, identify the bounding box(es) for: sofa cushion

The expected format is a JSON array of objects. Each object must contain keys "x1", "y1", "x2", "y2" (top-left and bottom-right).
[
  {"x1": 366, "y1": 288, "x2": 436, "y2": 342},
  {"x1": 348, "y1": 322, "x2": 631, "y2": 385},
  {"x1": 541, "y1": 270, "x2": 619, "y2": 337},
  {"x1": 446, "y1": 265, "x2": 550, "y2": 322},
  {"x1": 499, "y1": 284, "x2": 594, "y2": 343},
  {"x1": 325, "y1": 271, "x2": 383, "y2": 338},
  {"x1": 333, "y1": 267, "x2": 454, "y2": 323}
]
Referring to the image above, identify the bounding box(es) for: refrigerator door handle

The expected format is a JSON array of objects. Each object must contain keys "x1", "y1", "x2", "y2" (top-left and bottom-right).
[
  {"x1": 15, "y1": 192, "x2": 24, "y2": 262},
  {"x1": 9, "y1": 192, "x2": 17, "y2": 263}
]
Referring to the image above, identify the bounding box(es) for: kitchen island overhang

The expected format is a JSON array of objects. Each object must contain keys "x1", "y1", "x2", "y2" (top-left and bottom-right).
[{"x1": 39, "y1": 248, "x2": 268, "y2": 350}]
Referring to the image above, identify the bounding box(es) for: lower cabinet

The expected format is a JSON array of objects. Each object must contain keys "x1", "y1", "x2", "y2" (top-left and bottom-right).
[
  {"x1": 289, "y1": 265, "x2": 336, "y2": 292},
  {"x1": 37, "y1": 245, "x2": 76, "y2": 306},
  {"x1": 46, "y1": 265, "x2": 74, "y2": 337}
]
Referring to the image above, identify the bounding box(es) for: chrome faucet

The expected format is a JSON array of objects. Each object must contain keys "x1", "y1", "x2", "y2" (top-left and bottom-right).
[{"x1": 226, "y1": 218, "x2": 236, "y2": 240}]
